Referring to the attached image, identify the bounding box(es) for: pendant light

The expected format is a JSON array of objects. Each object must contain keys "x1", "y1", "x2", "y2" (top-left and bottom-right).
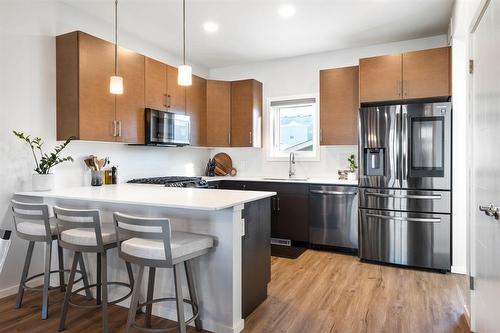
[
  {"x1": 109, "y1": 0, "x2": 123, "y2": 94},
  {"x1": 178, "y1": 0, "x2": 192, "y2": 86}
]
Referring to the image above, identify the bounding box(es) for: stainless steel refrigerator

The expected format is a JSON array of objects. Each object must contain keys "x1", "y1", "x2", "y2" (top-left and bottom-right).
[{"x1": 358, "y1": 102, "x2": 452, "y2": 271}]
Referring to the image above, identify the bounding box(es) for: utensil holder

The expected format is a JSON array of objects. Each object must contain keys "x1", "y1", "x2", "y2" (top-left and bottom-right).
[{"x1": 91, "y1": 170, "x2": 104, "y2": 186}]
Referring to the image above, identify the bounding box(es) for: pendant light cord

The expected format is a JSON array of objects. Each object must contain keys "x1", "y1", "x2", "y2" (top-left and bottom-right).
[
  {"x1": 183, "y1": 0, "x2": 186, "y2": 65},
  {"x1": 114, "y1": 0, "x2": 118, "y2": 75}
]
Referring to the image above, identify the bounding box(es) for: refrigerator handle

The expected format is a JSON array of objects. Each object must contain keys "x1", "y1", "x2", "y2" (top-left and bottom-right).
[{"x1": 401, "y1": 105, "x2": 408, "y2": 184}]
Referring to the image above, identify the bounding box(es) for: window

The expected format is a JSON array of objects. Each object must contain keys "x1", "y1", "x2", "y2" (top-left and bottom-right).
[{"x1": 268, "y1": 95, "x2": 319, "y2": 160}]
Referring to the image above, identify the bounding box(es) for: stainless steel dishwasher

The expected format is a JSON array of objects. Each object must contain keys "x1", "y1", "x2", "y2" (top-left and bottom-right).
[{"x1": 309, "y1": 185, "x2": 358, "y2": 251}]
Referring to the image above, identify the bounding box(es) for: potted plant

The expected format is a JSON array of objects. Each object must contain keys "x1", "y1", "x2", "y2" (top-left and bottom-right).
[
  {"x1": 347, "y1": 154, "x2": 358, "y2": 181},
  {"x1": 13, "y1": 131, "x2": 74, "y2": 191}
]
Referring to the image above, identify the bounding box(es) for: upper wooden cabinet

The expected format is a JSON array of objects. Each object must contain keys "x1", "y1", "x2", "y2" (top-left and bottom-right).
[
  {"x1": 116, "y1": 47, "x2": 145, "y2": 144},
  {"x1": 144, "y1": 57, "x2": 167, "y2": 111},
  {"x1": 359, "y1": 47, "x2": 451, "y2": 103},
  {"x1": 319, "y1": 66, "x2": 359, "y2": 145},
  {"x1": 206, "y1": 80, "x2": 231, "y2": 147},
  {"x1": 359, "y1": 54, "x2": 402, "y2": 103},
  {"x1": 56, "y1": 31, "x2": 145, "y2": 144},
  {"x1": 402, "y1": 47, "x2": 451, "y2": 99},
  {"x1": 186, "y1": 75, "x2": 207, "y2": 146},
  {"x1": 231, "y1": 79, "x2": 263, "y2": 147},
  {"x1": 166, "y1": 65, "x2": 186, "y2": 114}
]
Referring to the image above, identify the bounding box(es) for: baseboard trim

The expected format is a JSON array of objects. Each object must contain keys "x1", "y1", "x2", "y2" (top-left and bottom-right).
[
  {"x1": 451, "y1": 265, "x2": 467, "y2": 274},
  {"x1": 0, "y1": 277, "x2": 44, "y2": 299}
]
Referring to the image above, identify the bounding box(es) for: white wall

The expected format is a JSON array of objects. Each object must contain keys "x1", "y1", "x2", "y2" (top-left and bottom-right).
[{"x1": 0, "y1": 0, "x2": 210, "y2": 295}]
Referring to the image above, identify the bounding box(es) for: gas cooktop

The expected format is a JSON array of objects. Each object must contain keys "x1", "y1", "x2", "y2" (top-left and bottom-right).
[{"x1": 127, "y1": 176, "x2": 208, "y2": 188}]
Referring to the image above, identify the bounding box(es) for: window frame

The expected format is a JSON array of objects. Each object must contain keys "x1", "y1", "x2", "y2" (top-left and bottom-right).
[{"x1": 266, "y1": 94, "x2": 320, "y2": 162}]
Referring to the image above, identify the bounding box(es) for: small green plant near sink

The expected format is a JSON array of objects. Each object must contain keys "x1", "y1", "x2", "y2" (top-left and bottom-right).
[
  {"x1": 13, "y1": 131, "x2": 74, "y2": 190},
  {"x1": 348, "y1": 154, "x2": 357, "y2": 173},
  {"x1": 347, "y1": 154, "x2": 358, "y2": 181}
]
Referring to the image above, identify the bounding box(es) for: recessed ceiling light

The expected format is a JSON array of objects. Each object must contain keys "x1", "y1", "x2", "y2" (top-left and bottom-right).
[
  {"x1": 203, "y1": 21, "x2": 219, "y2": 33},
  {"x1": 278, "y1": 4, "x2": 295, "y2": 18}
]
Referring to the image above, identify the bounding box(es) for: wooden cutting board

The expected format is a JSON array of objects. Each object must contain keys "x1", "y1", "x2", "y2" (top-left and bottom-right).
[{"x1": 213, "y1": 152, "x2": 233, "y2": 176}]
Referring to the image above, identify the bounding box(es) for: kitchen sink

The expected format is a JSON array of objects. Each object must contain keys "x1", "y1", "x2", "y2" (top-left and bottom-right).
[{"x1": 262, "y1": 177, "x2": 309, "y2": 181}]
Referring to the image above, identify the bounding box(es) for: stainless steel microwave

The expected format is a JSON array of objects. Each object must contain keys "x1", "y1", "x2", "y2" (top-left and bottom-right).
[{"x1": 145, "y1": 108, "x2": 191, "y2": 146}]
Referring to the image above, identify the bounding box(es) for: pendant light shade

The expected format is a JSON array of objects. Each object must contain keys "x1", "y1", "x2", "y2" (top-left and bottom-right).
[
  {"x1": 110, "y1": 0, "x2": 123, "y2": 95},
  {"x1": 178, "y1": 65, "x2": 192, "y2": 86},
  {"x1": 178, "y1": 0, "x2": 192, "y2": 86},
  {"x1": 109, "y1": 75, "x2": 124, "y2": 94}
]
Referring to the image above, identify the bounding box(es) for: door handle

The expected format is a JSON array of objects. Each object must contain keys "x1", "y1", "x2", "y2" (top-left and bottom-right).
[
  {"x1": 117, "y1": 120, "x2": 122, "y2": 137},
  {"x1": 276, "y1": 197, "x2": 280, "y2": 211},
  {"x1": 366, "y1": 213, "x2": 441, "y2": 223},
  {"x1": 310, "y1": 190, "x2": 357, "y2": 195},
  {"x1": 249, "y1": 131, "x2": 252, "y2": 145},
  {"x1": 479, "y1": 204, "x2": 500, "y2": 220},
  {"x1": 112, "y1": 120, "x2": 117, "y2": 137},
  {"x1": 366, "y1": 192, "x2": 442, "y2": 200}
]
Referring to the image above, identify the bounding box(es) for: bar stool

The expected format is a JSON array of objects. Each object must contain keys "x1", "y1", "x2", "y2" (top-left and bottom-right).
[
  {"x1": 10, "y1": 200, "x2": 91, "y2": 320},
  {"x1": 53, "y1": 206, "x2": 134, "y2": 333},
  {"x1": 113, "y1": 212, "x2": 214, "y2": 333}
]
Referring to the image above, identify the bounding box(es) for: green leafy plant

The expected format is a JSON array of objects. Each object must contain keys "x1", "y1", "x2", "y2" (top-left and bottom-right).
[
  {"x1": 348, "y1": 154, "x2": 357, "y2": 173},
  {"x1": 13, "y1": 131, "x2": 74, "y2": 174}
]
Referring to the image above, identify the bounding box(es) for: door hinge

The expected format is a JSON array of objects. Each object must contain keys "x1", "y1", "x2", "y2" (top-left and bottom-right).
[
  {"x1": 469, "y1": 59, "x2": 474, "y2": 74},
  {"x1": 470, "y1": 276, "x2": 475, "y2": 290}
]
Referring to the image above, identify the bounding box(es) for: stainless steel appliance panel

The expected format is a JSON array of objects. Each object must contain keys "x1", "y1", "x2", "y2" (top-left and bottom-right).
[
  {"x1": 402, "y1": 102, "x2": 451, "y2": 190},
  {"x1": 359, "y1": 209, "x2": 451, "y2": 270},
  {"x1": 146, "y1": 108, "x2": 191, "y2": 146},
  {"x1": 309, "y1": 186, "x2": 358, "y2": 249},
  {"x1": 358, "y1": 105, "x2": 401, "y2": 188},
  {"x1": 359, "y1": 188, "x2": 451, "y2": 214}
]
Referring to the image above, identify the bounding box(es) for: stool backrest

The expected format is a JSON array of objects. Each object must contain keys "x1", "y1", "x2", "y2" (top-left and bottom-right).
[
  {"x1": 11, "y1": 200, "x2": 52, "y2": 242},
  {"x1": 53, "y1": 206, "x2": 104, "y2": 252},
  {"x1": 113, "y1": 212, "x2": 173, "y2": 267}
]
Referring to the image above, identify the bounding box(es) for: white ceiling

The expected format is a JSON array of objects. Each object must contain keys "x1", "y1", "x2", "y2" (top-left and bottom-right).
[{"x1": 60, "y1": 0, "x2": 453, "y2": 69}]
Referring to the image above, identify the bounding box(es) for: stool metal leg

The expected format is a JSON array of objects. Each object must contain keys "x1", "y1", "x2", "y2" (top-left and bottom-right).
[
  {"x1": 185, "y1": 261, "x2": 202, "y2": 331},
  {"x1": 16, "y1": 241, "x2": 34, "y2": 309},
  {"x1": 59, "y1": 252, "x2": 79, "y2": 331},
  {"x1": 101, "y1": 251, "x2": 109, "y2": 333},
  {"x1": 41, "y1": 241, "x2": 52, "y2": 320},
  {"x1": 173, "y1": 264, "x2": 187, "y2": 333},
  {"x1": 145, "y1": 267, "x2": 156, "y2": 328},
  {"x1": 96, "y1": 253, "x2": 102, "y2": 305},
  {"x1": 126, "y1": 265, "x2": 144, "y2": 333},
  {"x1": 57, "y1": 244, "x2": 65, "y2": 292},
  {"x1": 78, "y1": 254, "x2": 93, "y2": 300}
]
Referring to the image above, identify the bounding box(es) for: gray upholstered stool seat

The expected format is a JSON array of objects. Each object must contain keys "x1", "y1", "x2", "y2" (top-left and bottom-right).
[
  {"x1": 61, "y1": 224, "x2": 118, "y2": 246},
  {"x1": 121, "y1": 231, "x2": 213, "y2": 261},
  {"x1": 17, "y1": 221, "x2": 58, "y2": 236}
]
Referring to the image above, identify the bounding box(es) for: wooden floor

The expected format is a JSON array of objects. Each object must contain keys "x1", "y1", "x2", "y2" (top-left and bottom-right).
[{"x1": 0, "y1": 250, "x2": 469, "y2": 333}]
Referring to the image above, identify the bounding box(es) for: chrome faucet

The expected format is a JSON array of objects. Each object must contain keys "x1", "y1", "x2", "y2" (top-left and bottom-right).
[{"x1": 289, "y1": 152, "x2": 296, "y2": 178}]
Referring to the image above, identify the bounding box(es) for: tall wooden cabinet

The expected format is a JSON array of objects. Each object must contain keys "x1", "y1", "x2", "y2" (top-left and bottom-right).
[
  {"x1": 57, "y1": 31, "x2": 145, "y2": 144},
  {"x1": 359, "y1": 46, "x2": 451, "y2": 103},
  {"x1": 206, "y1": 80, "x2": 231, "y2": 147},
  {"x1": 144, "y1": 57, "x2": 168, "y2": 111},
  {"x1": 186, "y1": 75, "x2": 207, "y2": 146},
  {"x1": 319, "y1": 66, "x2": 359, "y2": 145},
  {"x1": 166, "y1": 65, "x2": 186, "y2": 114},
  {"x1": 231, "y1": 79, "x2": 262, "y2": 147}
]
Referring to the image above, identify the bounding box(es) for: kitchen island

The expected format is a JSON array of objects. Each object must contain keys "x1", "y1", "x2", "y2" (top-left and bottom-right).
[{"x1": 15, "y1": 184, "x2": 275, "y2": 333}]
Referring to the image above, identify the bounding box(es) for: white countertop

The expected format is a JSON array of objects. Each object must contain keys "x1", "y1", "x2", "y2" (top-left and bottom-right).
[
  {"x1": 203, "y1": 176, "x2": 358, "y2": 186},
  {"x1": 15, "y1": 184, "x2": 276, "y2": 211}
]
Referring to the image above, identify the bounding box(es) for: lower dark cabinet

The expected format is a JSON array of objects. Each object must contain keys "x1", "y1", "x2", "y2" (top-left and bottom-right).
[{"x1": 218, "y1": 180, "x2": 309, "y2": 243}]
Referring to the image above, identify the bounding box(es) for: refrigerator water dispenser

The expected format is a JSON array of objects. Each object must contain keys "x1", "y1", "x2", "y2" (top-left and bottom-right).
[{"x1": 365, "y1": 148, "x2": 384, "y2": 176}]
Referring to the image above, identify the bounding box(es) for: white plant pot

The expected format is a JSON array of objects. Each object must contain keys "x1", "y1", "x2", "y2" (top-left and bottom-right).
[
  {"x1": 347, "y1": 172, "x2": 357, "y2": 181},
  {"x1": 32, "y1": 173, "x2": 55, "y2": 191}
]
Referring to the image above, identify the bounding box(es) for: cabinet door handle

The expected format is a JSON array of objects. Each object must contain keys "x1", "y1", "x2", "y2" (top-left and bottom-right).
[
  {"x1": 228, "y1": 131, "x2": 231, "y2": 145},
  {"x1": 320, "y1": 128, "x2": 323, "y2": 144},
  {"x1": 249, "y1": 131, "x2": 252, "y2": 145},
  {"x1": 167, "y1": 94, "x2": 172, "y2": 108},
  {"x1": 404, "y1": 80, "x2": 408, "y2": 98},
  {"x1": 117, "y1": 120, "x2": 122, "y2": 137},
  {"x1": 112, "y1": 120, "x2": 117, "y2": 137},
  {"x1": 277, "y1": 197, "x2": 280, "y2": 211}
]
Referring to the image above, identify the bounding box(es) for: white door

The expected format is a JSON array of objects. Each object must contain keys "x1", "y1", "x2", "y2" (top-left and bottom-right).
[{"x1": 471, "y1": 0, "x2": 500, "y2": 331}]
